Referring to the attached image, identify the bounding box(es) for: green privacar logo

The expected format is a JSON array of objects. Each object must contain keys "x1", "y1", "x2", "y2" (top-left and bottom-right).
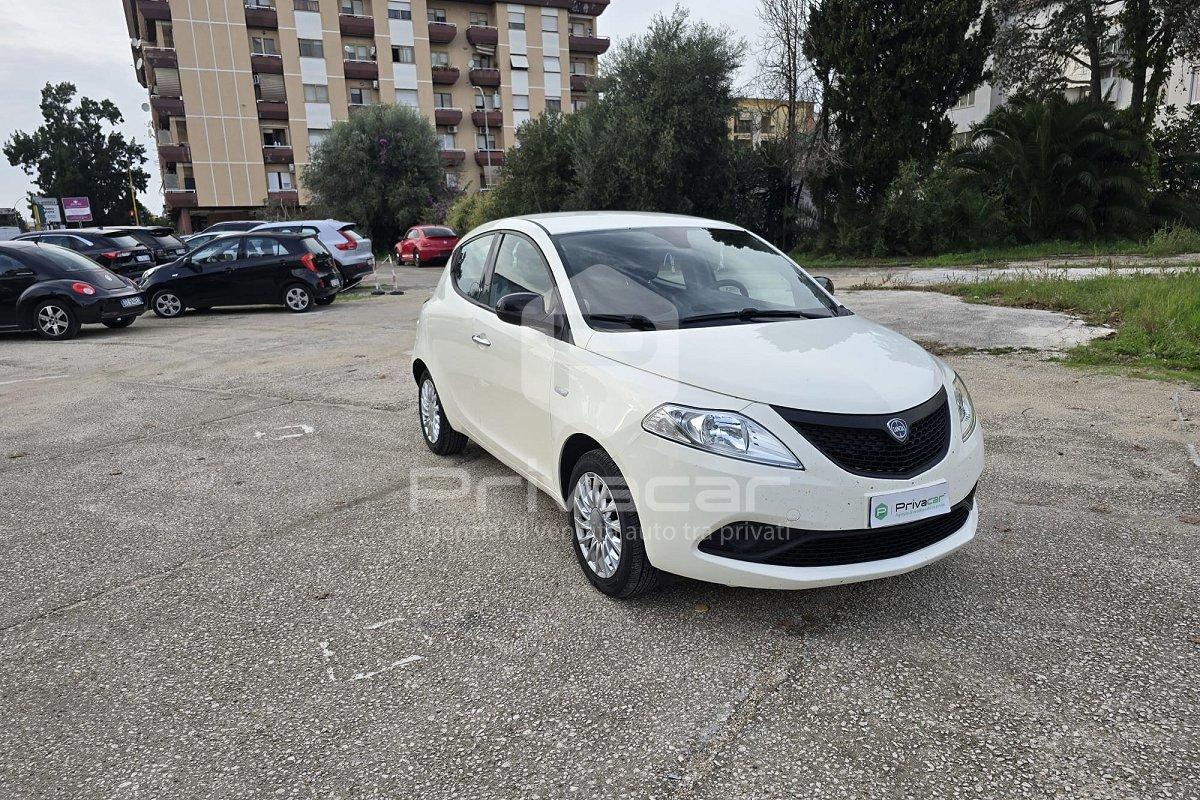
[{"x1": 874, "y1": 503, "x2": 889, "y2": 521}]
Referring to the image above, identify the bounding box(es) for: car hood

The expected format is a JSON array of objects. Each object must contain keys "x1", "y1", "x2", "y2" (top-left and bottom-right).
[{"x1": 582, "y1": 315, "x2": 946, "y2": 414}]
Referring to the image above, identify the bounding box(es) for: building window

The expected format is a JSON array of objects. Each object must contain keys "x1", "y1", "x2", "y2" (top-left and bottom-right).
[
  {"x1": 246, "y1": 0, "x2": 275, "y2": 7},
  {"x1": 544, "y1": 57, "x2": 560, "y2": 73},
  {"x1": 340, "y1": 0, "x2": 366, "y2": 14},
  {"x1": 251, "y1": 36, "x2": 279, "y2": 55},
  {"x1": 387, "y1": 1, "x2": 411, "y2": 20},
  {"x1": 511, "y1": 54, "x2": 529, "y2": 70},
  {"x1": 438, "y1": 131, "x2": 456, "y2": 149},
  {"x1": 294, "y1": 0, "x2": 320, "y2": 11},
  {"x1": 444, "y1": 171, "x2": 460, "y2": 189},
  {"x1": 507, "y1": 10, "x2": 525, "y2": 30},
  {"x1": 470, "y1": 54, "x2": 494, "y2": 69},
  {"x1": 571, "y1": 97, "x2": 588, "y2": 112},
  {"x1": 734, "y1": 113, "x2": 753, "y2": 134},
  {"x1": 570, "y1": 59, "x2": 592, "y2": 75},
  {"x1": 298, "y1": 39, "x2": 324, "y2": 58},
  {"x1": 954, "y1": 90, "x2": 976, "y2": 109},
  {"x1": 392, "y1": 45, "x2": 414, "y2": 63},
  {"x1": 569, "y1": 18, "x2": 592, "y2": 37},
  {"x1": 348, "y1": 87, "x2": 375, "y2": 106},
  {"x1": 395, "y1": 89, "x2": 419, "y2": 107},
  {"x1": 474, "y1": 91, "x2": 499, "y2": 110},
  {"x1": 267, "y1": 170, "x2": 294, "y2": 191},
  {"x1": 433, "y1": 92, "x2": 454, "y2": 108},
  {"x1": 545, "y1": 98, "x2": 561, "y2": 113},
  {"x1": 476, "y1": 128, "x2": 497, "y2": 150},
  {"x1": 307, "y1": 129, "x2": 329, "y2": 152},
  {"x1": 344, "y1": 43, "x2": 374, "y2": 61},
  {"x1": 513, "y1": 94, "x2": 529, "y2": 112},
  {"x1": 480, "y1": 165, "x2": 501, "y2": 188},
  {"x1": 541, "y1": 12, "x2": 558, "y2": 33},
  {"x1": 431, "y1": 51, "x2": 450, "y2": 67},
  {"x1": 262, "y1": 127, "x2": 289, "y2": 146},
  {"x1": 427, "y1": 7, "x2": 446, "y2": 22},
  {"x1": 759, "y1": 113, "x2": 774, "y2": 134},
  {"x1": 469, "y1": 11, "x2": 489, "y2": 26},
  {"x1": 304, "y1": 83, "x2": 330, "y2": 103}
]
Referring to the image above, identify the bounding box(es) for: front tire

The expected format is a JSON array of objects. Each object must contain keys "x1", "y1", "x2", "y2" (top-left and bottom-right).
[
  {"x1": 413, "y1": 251, "x2": 422, "y2": 268},
  {"x1": 418, "y1": 372, "x2": 467, "y2": 455},
  {"x1": 33, "y1": 300, "x2": 80, "y2": 341},
  {"x1": 283, "y1": 283, "x2": 314, "y2": 313},
  {"x1": 102, "y1": 316, "x2": 136, "y2": 329},
  {"x1": 151, "y1": 290, "x2": 184, "y2": 319},
  {"x1": 568, "y1": 449, "x2": 660, "y2": 598}
]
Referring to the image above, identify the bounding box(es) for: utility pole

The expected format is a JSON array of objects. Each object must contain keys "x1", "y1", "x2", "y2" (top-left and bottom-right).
[{"x1": 128, "y1": 169, "x2": 141, "y2": 225}]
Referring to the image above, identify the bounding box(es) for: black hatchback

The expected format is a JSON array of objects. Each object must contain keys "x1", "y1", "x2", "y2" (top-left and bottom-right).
[
  {"x1": 0, "y1": 241, "x2": 146, "y2": 340},
  {"x1": 13, "y1": 229, "x2": 155, "y2": 278},
  {"x1": 98, "y1": 226, "x2": 189, "y2": 265},
  {"x1": 138, "y1": 232, "x2": 341, "y2": 317}
]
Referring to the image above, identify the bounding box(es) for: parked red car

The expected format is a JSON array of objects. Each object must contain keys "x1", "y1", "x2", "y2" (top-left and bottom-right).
[{"x1": 395, "y1": 226, "x2": 459, "y2": 268}]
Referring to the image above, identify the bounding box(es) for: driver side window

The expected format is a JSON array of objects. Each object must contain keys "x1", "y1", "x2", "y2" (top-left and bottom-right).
[
  {"x1": 488, "y1": 234, "x2": 556, "y2": 309},
  {"x1": 452, "y1": 234, "x2": 494, "y2": 302},
  {"x1": 191, "y1": 238, "x2": 241, "y2": 265}
]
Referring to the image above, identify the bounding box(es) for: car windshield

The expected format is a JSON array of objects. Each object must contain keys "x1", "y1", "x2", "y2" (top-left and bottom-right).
[
  {"x1": 423, "y1": 227, "x2": 455, "y2": 238},
  {"x1": 553, "y1": 227, "x2": 838, "y2": 330},
  {"x1": 301, "y1": 237, "x2": 331, "y2": 254},
  {"x1": 36, "y1": 245, "x2": 114, "y2": 276}
]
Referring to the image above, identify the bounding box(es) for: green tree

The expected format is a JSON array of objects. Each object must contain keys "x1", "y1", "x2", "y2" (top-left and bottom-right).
[
  {"x1": 488, "y1": 112, "x2": 581, "y2": 218},
  {"x1": 303, "y1": 103, "x2": 442, "y2": 249},
  {"x1": 804, "y1": 0, "x2": 994, "y2": 249},
  {"x1": 1152, "y1": 104, "x2": 1200, "y2": 219},
  {"x1": 573, "y1": 7, "x2": 744, "y2": 217},
  {"x1": 4, "y1": 83, "x2": 149, "y2": 226}
]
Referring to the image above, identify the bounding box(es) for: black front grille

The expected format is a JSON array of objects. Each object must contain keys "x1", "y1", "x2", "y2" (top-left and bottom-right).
[
  {"x1": 773, "y1": 389, "x2": 951, "y2": 478},
  {"x1": 699, "y1": 487, "x2": 976, "y2": 568}
]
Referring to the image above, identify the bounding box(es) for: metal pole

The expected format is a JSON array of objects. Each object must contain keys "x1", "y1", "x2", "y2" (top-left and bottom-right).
[{"x1": 128, "y1": 169, "x2": 141, "y2": 226}]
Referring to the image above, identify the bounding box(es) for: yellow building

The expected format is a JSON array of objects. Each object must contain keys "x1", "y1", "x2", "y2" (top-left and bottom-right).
[
  {"x1": 730, "y1": 97, "x2": 815, "y2": 147},
  {"x1": 122, "y1": 0, "x2": 612, "y2": 231}
]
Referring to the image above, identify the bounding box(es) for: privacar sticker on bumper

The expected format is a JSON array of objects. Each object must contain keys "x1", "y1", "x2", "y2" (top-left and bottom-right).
[{"x1": 869, "y1": 481, "x2": 950, "y2": 528}]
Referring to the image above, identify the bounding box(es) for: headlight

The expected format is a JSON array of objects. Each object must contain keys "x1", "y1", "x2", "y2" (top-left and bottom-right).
[
  {"x1": 953, "y1": 374, "x2": 977, "y2": 440},
  {"x1": 642, "y1": 404, "x2": 803, "y2": 469}
]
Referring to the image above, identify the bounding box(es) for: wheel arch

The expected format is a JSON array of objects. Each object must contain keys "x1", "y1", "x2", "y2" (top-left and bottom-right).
[
  {"x1": 412, "y1": 358, "x2": 428, "y2": 385},
  {"x1": 558, "y1": 433, "x2": 605, "y2": 504},
  {"x1": 18, "y1": 289, "x2": 78, "y2": 330}
]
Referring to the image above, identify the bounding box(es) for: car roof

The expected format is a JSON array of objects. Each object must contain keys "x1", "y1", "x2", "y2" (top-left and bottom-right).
[
  {"x1": 254, "y1": 219, "x2": 354, "y2": 229},
  {"x1": 479, "y1": 211, "x2": 743, "y2": 236}
]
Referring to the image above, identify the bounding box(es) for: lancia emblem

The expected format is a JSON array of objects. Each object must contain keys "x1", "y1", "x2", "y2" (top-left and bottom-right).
[{"x1": 886, "y1": 418, "x2": 909, "y2": 443}]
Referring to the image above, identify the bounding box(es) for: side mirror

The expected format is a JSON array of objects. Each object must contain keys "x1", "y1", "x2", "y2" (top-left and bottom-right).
[
  {"x1": 813, "y1": 276, "x2": 835, "y2": 294},
  {"x1": 496, "y1": 291, "x2": 542, "y2": 325}
]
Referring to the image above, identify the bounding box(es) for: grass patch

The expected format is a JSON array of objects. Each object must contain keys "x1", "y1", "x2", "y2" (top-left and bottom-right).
[
  {"x1": 1143, "y1": 224, "x2": 1200, "y2": 258},
  {"x1": 792, "y1": 238, "x2": 1161, "y2": 270},
  {"x1": 938, "y1": 270, "x2": 1200, "y2": 384}
]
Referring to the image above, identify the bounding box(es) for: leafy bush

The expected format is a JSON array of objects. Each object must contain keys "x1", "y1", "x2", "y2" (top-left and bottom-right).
[
  {"x1": 878, "y1": 161, "x2": 1011, "y2": 255},
  {"x1": 1143, "y1": 223, "x2": 1200, "y2": 257},
  {"x1": 444, "y1": 191, "x2": 499, "y2": 236}
]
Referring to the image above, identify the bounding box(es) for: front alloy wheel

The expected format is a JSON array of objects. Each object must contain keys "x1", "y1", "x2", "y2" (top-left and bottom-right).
[
  {"x1": 572, "y1": 473, "x2": 623, "y2": 579},
  {"x1": 418, "y1": 373, "x2": 467, "y2": 455},
  {"x1": 152, "y1": 291, "x2": 183, "y2": 318}
]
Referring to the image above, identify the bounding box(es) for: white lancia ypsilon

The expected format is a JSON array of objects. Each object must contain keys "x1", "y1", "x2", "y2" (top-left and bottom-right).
[{"x1": 412, "y1": 213, "x2": 983, "y2": 597}]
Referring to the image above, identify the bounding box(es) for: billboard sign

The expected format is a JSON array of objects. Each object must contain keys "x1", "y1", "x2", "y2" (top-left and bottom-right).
[
  {"x1": 33, "y1": 197, "x2": 62, "y2": 226},
  {"x1": 62, "y1": 197, "x2": 93, "y2": 223}
]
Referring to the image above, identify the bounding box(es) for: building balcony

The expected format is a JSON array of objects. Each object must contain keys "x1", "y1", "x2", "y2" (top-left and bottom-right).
[
  {"x1": 465, "y1": 26, "x2": 499, "y2": 47},
  {"x1": 137, "y1": 0, "x2": 171, "y2": 22},
  {"x1": 475, "y1": 150, "x2": 506, "y2": 167},
  {"x1": 144, "y1": 46, "x2": 178, "y2": 69},
  {"x1": 570, "y1": 73, "x2": 594, "y2": 93},
  {"x1": 434, "y1": 107, "x2": 463, "y2": 126},
  {"x1": 164, "y1": 190, "x2": 198, "y2": 209},
  {"x1": 440, "y1": 149, "x2": 466, "y2": 166},
  {"x1": 263, "y1": 146, "x2": 294, "y2": 164},
  {"x1": 251, "y1": 53, "x2": 284, "y2": 74},
  {"x1": 469, "y1": 68, "x2": 501, "y2": 88},
  {"x1": 244, "y1": 4, "x2": 278, "y2": 28},
  {"x1": 157, "y1": 143, "x2": 191, "y2": 163},
  {"x1": 153, "y1": 83, "x2": 182, "y2": 100},
  {"x1": 432, "y1": 66, "x2": 461, "y2": 85},
  {"x1": 471, "y1": 110, "x2": 503, "y2": 128},
  {"x1": 257, "y1": 100, "x2": 290, "y2": 120},
  {"x1": 428, "y1": 22, "x2": 457, "y2": 44},
  {"x1": 267, "y1": 190, "x2": 300, "y2": 204},
  {"x1": 568, "y1": 34, "x2": 610, "y2": 55},
  {"x1": 344, "y1": 59, "x2": 379, "y2": 80},
  {"x1": 151, "y1": 96, "x2": 185, "y2": 116},
  {"x1": 570, "y1": 0, "x2": 610, "y2": 15},
  {"x1": 339, "y1": 13, "x2": 374, "y2": 37}
]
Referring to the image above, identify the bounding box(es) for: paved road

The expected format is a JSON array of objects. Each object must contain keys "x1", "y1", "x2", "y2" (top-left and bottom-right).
[{"x1": 1, "y1": 270, "x2": 1197, "y2": 799}]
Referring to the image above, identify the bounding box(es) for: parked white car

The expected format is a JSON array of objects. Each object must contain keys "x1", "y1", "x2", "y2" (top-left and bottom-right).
[
  {"x1": 251, "y1": 219, "x2": 374, "y2": 287},
  {"x1": 412, "y1": 212, "x2": 983, "y2": 597}
]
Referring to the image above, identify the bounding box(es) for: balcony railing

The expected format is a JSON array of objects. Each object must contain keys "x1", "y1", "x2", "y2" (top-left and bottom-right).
[
  {"x1": 339, "y1": 13, "x2": 374, "y2": 36},
  {"x1": 568, "y1": 34, "x2": 610, "y2": 55},
  {"x1": 428, "y1": 21, "x2": 457, "y2": 44},
  {"x1": 344, "y1": 59, "x2": 379, "y2": 79},
  {"x1": 434, "y1": 107, "x2": 463, "y2": 126},
  {"x1": 570, "y1": 0, "x2": 610, "y2": 15},
  {"x1": 144, "y1": 47, "x2": 178, "y2": 68},
  {"x1": 439, "y1": 149, "x2": 467, "y2": 166},
  {"x1": 151, "y1": 96, "x2": 185, "y2": 116},
  {"x1": 570, "y1": 73, "x2": 594, "y2": 93},
  {"x1": 137, "y1": 0, "x2": 171, "y2": 22},
  {"x1": 471, "y1": 110, "x2": 503, "y2": 128},
  {"x1": 267, "y1": 189, "x2": 300, "y2": 203},
  {"x1": 432, "y1": 66, "x2": 461, "y2": 85},
  {"x1": 251, "y1": 53, "x2": 284, "y2": 74},
  {"x1": 164, "y1": 189, "x2": 199, "y2": 209},
  {"x1": 263, "y1": 146, "x2": 294, "y2": 164},
  {"x1": 257, "y1": 100, "x2": 290, "y2": 120},
  {"x1": 475, "y1": 150, "x2": 506, "y2": 167},
  {"x1": 244, "y1": 3, "x2": 279, "y2": 28},
  {"x1": 465, "y1": 26, "x2": 499, "y2": 47},
  {"x1": 469, "y1": 68, "x2": 501, "y2": 87},
  {"x1": 157, "y1": 143, "x2": 192, "y2": 163}
]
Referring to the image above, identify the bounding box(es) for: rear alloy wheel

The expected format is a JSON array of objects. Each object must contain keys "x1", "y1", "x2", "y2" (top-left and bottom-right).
[
  {"x1": 151, "y1": 291, "x2": 184, "y2": 319},
  {"x1": 418, "y1": 372, "x2": 467, "y2": 455},
  {"x1": 568, "y1": 449, "x2": 660, "y2": 598},
  {"x1": 283, "y1": 284, "x2": 314, "y2": 313},
  {"x1": 102, "y1": 316, "x2": 136, "y2": 329},
  {"x1": 33, "y1": 300, "x2": 80, "y2": 341}
]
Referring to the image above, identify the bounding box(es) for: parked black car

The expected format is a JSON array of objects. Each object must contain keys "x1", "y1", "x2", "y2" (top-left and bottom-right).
[
  {"x1": 13, "y1": 230, "x2": 154, "y2": 278},
  {"x1": 98, "y1": 226, "x2": 189, "y2": 265},
  {"x1": 195, "y1": 220, "x2": 261, "y2": 235},
  {"x1": 0, "y1": 241, "x2": 146, "y2": 340},
  {"x1": 139, "y1": 232, "x2": 341, "y2": 317}
]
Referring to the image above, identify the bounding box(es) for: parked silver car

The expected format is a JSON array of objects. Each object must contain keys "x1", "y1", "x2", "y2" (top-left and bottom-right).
[{"x1": 250, "y1": 219, "x2": 374, "y2": 287}]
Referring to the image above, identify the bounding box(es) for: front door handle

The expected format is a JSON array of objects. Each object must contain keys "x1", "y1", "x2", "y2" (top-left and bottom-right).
[{"x1": 471, "y1": 333, "x2": 491, "y2": 347}]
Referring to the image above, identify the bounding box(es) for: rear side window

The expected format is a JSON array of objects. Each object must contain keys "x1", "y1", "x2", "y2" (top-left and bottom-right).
[
  {"x1": 103, "y1": 234, "x2": 143, "y2": 250},
  {"x1": 32, "y1": 246, "x2": 112, "y2": 275},
  {"x1": 300, "y1": 237, "x2": 332, "y2": 255},
  {"x1": 243, "y1": 237, "x2": 289, "y2": 257},
  {"x1": 0, "y1": 253, "x2": 33, "y2": 277},
  {"x1": 452, "y1": 235, "x2": 494, "y2": 302}
]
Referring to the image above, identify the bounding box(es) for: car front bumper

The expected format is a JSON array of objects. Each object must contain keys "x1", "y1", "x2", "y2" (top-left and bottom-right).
[{"x1": 617, "y1": 410, "x2": 985, "y2": 590}]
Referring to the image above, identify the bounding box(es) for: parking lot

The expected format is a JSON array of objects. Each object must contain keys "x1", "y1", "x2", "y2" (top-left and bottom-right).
[{"x1": 1, "y1": 270, "x2": 1197, "y2": 799}]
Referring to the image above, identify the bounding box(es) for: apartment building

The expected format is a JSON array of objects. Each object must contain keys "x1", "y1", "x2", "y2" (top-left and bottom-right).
[
  {"x1": 122, "y1": 0, "x2": 612, "y2": 232},
  {"x1": 729, "y1": 98, "x2": 816, "y2": 147}
]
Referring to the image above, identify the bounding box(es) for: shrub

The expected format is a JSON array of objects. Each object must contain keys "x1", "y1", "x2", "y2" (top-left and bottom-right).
[
  {"x1": 444, "y1": 191, "x2": 499, "y2": 236},
  {"x1": 1143, "y1": 223, "x2": 1200, "y2": 257},
  {"x1": 878, "y1": 161, "x2": 1011, "y2": 255}
]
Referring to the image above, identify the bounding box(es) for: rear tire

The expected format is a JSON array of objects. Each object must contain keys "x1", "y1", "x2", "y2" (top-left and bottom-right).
[
  {"x1": 151, "y1": 291, "x2": 184, "y2": 319},
  {"x1": 567, "y1": 449, "x2": 660, "y2": 598},
  {"x1": 418, "y1": 372, "x2": 468, "y2": 456},
  {"x1": 102, "y1": 316, "x2": 136, "y2": 329},
  {"x1": 33, "y1": 300, "x2": 80, "y2": 341},
  {"x1": 413, "y1": 251, "x2": 422, "y2": 268},
  {"x1": 283, "y1": 283, "x2": 314, "y2": 313}
]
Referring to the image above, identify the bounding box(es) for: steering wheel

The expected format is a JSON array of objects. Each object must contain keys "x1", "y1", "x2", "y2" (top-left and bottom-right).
[{"x1": 713, "y1": 279, "x2": 749, "y2": 297}]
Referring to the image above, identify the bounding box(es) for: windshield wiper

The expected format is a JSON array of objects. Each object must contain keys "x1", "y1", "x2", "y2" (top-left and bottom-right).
[
  {"x1": 585, "y1": 313, "x2": 660, "y2": 331},
  {"x1": 678, "y1": 307, "x2": 834, "y2": 326}
]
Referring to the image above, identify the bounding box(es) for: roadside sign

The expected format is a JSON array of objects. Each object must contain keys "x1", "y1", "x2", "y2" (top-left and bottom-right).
[
  {"x1": 62, "y1": 197, "x2": 93, "y2": 223},
  {"x1": 33, "y1": 197, "x2": 62, "y2": 226}
]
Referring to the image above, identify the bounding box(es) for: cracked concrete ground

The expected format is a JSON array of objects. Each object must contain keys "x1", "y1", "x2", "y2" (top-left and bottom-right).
[{"x1": 0, "y1": 269, "x2": 1197, "y2": 799}]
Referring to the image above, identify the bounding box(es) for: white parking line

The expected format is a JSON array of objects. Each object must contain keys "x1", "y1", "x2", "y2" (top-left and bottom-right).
[
  {"x1": 0, "y1": 374, "x2": 68, "y2": 387},
  {"x1": 350, "y1": 655, "x2": 424, "y2": 681}
]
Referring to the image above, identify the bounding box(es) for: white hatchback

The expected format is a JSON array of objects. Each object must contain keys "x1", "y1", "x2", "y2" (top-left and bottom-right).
[{"x1": 412, "y1": 212, "x2": 983, "y2": 597}]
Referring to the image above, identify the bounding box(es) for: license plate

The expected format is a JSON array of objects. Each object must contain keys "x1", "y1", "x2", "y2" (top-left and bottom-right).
[
  {"x1": 119, "y1": 296, "x2": 143, "y2": 308},
  {"x1": 869, "y1": 481, "x2": 950, "y2": 528},
  {"x1": 136, "y1": 254, "x2": 151, "y2": 262},
  {"x1": 330, "y1": 278, "x2": 341, "y2": 287}
]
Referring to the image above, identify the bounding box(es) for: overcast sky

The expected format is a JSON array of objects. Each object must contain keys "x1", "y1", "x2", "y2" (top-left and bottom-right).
[{"x1": 0, "y1": 1, "x2": 763, "y2": 220}]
